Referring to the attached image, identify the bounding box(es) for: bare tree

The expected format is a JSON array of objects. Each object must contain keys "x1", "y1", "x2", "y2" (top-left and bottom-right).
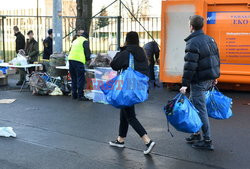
[
  {"x1": 123, "y1": 0, "x2": 150, "y2": 19},
  {"x1": 76, "y1": 0, "x2": 93, "y2": 34}
]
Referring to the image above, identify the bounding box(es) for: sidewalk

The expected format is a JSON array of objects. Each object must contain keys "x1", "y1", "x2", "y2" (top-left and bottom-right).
[{"x1": 0, "y1": 85, "x2": 249, "y2": 169}]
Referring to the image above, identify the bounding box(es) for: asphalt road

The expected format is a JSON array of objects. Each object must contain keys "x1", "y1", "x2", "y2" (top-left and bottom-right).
[{"x1": 0, "y1": 84, "x2": 249, "y2": 169}]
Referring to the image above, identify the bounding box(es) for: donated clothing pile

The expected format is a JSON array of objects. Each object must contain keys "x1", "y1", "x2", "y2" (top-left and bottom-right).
[{"x1": 89, "y1": 54, "x2": 112, "y2": 68}]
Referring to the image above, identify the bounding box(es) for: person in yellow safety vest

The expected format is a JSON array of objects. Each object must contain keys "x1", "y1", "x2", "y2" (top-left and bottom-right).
[{"x1": 68, "y1": 32, "x2": 91, "y2": 101}]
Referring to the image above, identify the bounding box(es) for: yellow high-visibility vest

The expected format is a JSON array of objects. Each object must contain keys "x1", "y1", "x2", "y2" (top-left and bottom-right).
[{"x1": 68, "y1": 36, "x2": 87, "y2": 64}]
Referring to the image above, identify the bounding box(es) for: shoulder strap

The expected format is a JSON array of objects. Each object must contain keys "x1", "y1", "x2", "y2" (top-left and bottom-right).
[{"x1": 129, "y1": 53, "x2": 134, "y2": 69}]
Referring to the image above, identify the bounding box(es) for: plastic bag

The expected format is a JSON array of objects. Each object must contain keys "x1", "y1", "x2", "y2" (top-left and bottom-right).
[
  {"x1": 49, "y1": 86, "x2": 63, "y2": 96},
  {"x1": 16, "y1": 54, "x2": 28, "y2": 66},
  {"x1": 206, "y1": 88, "x2": 233, "y2": 120},
  {"x1": 101, "y1": 53, "x2": 149, "y2": 108},
  {"x1": 0, "y1": 127, "x2": 16, "y2": 137},
  {"x1": 165, "y1": 94, "x2": 203, "y2": 133}
]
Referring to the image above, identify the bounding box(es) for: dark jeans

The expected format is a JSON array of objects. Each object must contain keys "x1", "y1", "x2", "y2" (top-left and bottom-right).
[
  {"x1": 190, "y1": 80, "x2": 213, "y2": 140},
  {"x1": 69, "y1": 60, "x2": 85, "y2": 98},
  {"x1": 119, "y1": 105, "x2": 147, "y2": 138},
  {"x1": 18, "y1": 68, "x2": 26, "y2": 82}
]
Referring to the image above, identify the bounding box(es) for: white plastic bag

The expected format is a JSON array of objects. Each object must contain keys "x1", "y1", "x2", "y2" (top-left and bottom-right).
[
  {"x1": 0, "y1": 127, "x2": 16, "y2": 137},
  {"x1": 49, "y1": 86, "x2": 63, "y2": 96},
  {"x1": 16, "y1": 54, "x2": 28, "y2": 66}
]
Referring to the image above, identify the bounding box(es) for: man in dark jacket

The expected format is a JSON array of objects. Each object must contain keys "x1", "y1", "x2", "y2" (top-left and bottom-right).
[
  {"x1": 43, "y1": 29, "x2": 53, "y2": 60},
  {"x1": 180, "y1": 15, "x2": 220, "y2": 150},
  {"x1": 143, "y1": 41, "x2": 160, "y2": 86},
  {"x1": 25, "y1": 30, "x2": 39, "y2": 63},
  {"x1": 17, "y1": 30, "x2": 39, "y2": 85},
  {"x1": 13, "y1": 26, "x2": 25, "y2": 54}
]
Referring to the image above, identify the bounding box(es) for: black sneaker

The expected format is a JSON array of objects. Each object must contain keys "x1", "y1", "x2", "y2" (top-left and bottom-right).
[
  {"x1": 185, "y1": 134, "x2": 201, "y2": 144},
  {"x1": 192, "y1": 140, "x2": 214, "y2": 151},
  {"x1": 109, "y1": 140, "x2": 125, "y2": 148},
  {"x1": 144, "y1": 140, "x2": 156, "y2": 155},
  {"x1": 78, "y1": 96, "x2": 89, "y2": 101}
]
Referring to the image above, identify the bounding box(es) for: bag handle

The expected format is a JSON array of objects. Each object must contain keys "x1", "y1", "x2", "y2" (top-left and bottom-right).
[
  {"x1": 174, "y1": 93, "x2": 183, "y2": 101},
  {"x1": 129, "y1": 53, "x2": 135, "y2": 69}
]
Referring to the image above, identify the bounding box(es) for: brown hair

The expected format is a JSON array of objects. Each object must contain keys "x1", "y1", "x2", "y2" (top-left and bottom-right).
[{"x1": 189, "y1": 15, "x2": 204, "y2": 31}]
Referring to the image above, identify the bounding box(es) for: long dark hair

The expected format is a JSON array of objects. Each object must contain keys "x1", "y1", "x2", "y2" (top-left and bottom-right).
[{"x1": 125, "y1": 31, "x2": 139, "y2": 46}]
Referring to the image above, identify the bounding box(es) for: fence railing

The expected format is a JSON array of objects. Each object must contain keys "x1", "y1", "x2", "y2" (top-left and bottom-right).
[{"x1": 0, "y1": 15, "x2": 160, "y2": 62}]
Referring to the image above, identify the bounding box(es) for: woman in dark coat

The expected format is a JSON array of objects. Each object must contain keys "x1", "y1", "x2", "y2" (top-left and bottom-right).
[{"x1": 109, "y1": 31, "x2": 155, "y2": 155}]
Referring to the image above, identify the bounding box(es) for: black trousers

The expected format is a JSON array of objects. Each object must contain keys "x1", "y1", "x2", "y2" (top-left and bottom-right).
[
  {"x1": 119, "y1": 105, "x2": 147, "y2": 138},
  {"x1": 69, "y1": 60, "x2": 85, "y2": 98},
  {"x1": 149, "y1": 61, "x2": 155, "y2": 81}
]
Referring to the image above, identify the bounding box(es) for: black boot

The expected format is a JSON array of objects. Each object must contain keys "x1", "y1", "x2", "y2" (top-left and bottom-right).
[
  {"x1": 192, "y1": 140, "x2": 214, "y2": 151},
  {"x1": 185, "y1": 133, "x2": 201, "y2": 144},
  {"x1": 78, "y1": 96, "x2": 89, "y2": 101}
]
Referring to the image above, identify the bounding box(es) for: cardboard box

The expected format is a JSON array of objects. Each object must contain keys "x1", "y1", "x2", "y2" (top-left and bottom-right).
[{"x1": 0, "y1": 75, "x2": 8, "y2": 86}]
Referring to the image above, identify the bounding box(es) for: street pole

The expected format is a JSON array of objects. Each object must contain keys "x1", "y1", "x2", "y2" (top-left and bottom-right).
[
  {"x1": 53, "y1": 0, "x2": 63, "y2": 53},
  {"x1": 117, "y1": 0, "x2": 122, "y2": 50}
]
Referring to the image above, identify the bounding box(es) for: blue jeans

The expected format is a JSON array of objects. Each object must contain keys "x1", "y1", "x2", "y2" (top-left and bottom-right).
[
  {"x1": 69, "y1": 60, "x2": 85, "y2": 98},
  {"x1": 190, "y1": 80, "x2": 213, "y2": 140}
]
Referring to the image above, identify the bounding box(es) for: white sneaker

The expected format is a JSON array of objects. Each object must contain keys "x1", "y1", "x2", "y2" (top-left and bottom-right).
[
  {"x1": 144, "y1": 141, "x2": 155, "y2": 155},
  {"x1": 109, "y1": 140, "x2": 125, "y2": 148}
]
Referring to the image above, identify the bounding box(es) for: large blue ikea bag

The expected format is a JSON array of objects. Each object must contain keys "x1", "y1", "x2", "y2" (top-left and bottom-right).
[
  {"x1": 101, "y1": 53, "x2": 149, "y2": 108},
  {"x1": 206, "y1": 88, "x2": 233, "y2": 120},
  {"x1": 165, "y1": 94, "x2": 203, "y2": 133}
]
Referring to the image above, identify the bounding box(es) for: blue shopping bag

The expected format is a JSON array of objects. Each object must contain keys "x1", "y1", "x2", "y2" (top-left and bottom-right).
[
  {"x1": 164, "y1": 93, "x2": 203, "y2": 133},
  {"x1": 206, "y1": 88, "x2": 233, "y2": 120},
  {"x1": 101, "y1": 53, "x2": 149, "y2": 108}
]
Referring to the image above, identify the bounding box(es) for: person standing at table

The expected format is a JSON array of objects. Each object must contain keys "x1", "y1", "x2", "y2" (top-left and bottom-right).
[
  {"x1": 42, "y1": 29, "x2": 53, "y2": 72},
  {"x1": 17, "y1": 30, "x2": 39, "y2": 85},
  {"x1": 143, "y1": 41, "x2": 160, "y2": 88},
  {"x1": 13, "y1": 26, "x2": 25, "y2": 54},
  {"x1": 25, "y1": 30, "x2": 39, "y2": 64},
  {"x1": 68, "y1": 31, "x2": 91, "y2": 101},
  {"x1": 43, "y1": 29, "x2": 53, "y2": 60}
]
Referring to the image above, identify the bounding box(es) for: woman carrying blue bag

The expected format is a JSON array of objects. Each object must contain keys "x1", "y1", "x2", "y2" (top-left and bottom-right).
[{"x1": 108, "y1": 32, "x2": 155, "y2": 155}]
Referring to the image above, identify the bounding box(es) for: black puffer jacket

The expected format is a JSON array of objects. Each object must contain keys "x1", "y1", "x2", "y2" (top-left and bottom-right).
[
  {"x1": 182, "y1": 30, "x2": 220, "y2": 86},
  {"x1": 110, "y1": 45, "x2": 149, "y2": 76}
]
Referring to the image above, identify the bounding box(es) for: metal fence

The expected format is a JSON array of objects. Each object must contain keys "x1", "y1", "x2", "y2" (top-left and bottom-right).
[{"x1": 0, "y1": 15, "x2": 160, "y2": 62}]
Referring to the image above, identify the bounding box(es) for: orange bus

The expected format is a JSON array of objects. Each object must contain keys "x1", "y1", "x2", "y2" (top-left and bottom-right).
[{"x1": 160, "y1": 0, "x2": 250, "y2": 90}]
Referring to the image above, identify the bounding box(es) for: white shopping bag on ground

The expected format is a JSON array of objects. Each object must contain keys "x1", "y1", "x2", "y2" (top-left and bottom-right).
[{"x1": 0, "y1": 127, "x2": 17, "y2": 138}]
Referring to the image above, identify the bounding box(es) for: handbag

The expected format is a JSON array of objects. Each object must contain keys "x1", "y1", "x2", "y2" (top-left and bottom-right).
[{"x1": 101, "y1": 53, "x2": 149, "y2": 108}]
